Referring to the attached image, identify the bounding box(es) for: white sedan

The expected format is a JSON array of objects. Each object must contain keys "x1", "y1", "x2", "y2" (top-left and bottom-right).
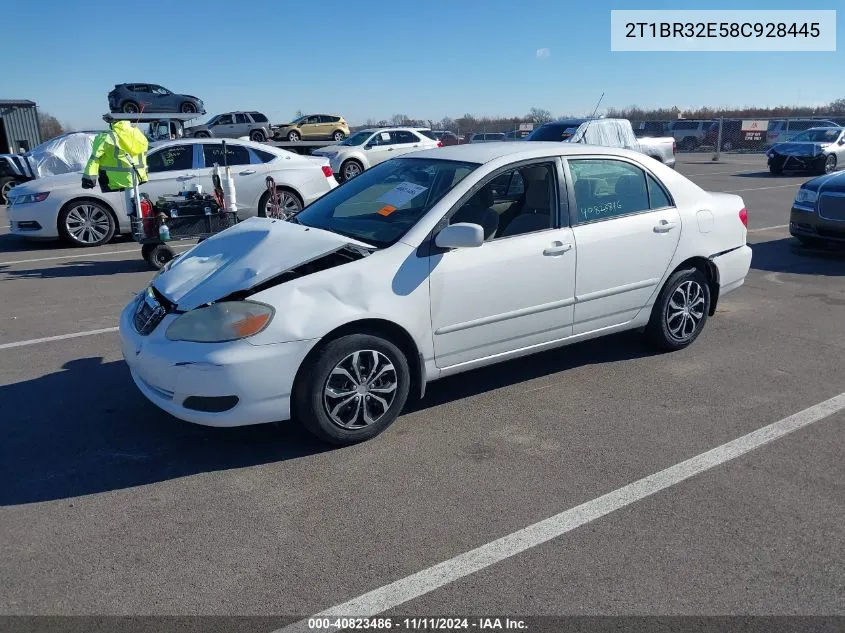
[
  {"x1": 6, "y1": 138, "x2": 337, "y2": 247},
  {"x1": 120, "y1": 142, "x2": 752, "y2": 445},
  {"x1": 312, "y1": 127, "x2": 440, "y2": 182}
]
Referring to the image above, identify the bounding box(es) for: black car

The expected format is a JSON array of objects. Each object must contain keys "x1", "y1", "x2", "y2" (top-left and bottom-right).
[
  {"x1": 767, "y1": 127, "x2": 845, "y2": 176},
  {"x1": 526, "y1": 119, "x2": 593, "y2": 142},
  {"x1": 790, "y1": 171, "x2": 845, "y2": 246},
  {"x1": 108, "y1": 83, "x2": 205, "y2": 114}
]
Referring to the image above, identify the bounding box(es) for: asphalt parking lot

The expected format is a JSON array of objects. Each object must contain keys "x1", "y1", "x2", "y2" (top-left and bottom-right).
[{"x1": 1, "y1": 153, "x2": 843, "y2": 627}]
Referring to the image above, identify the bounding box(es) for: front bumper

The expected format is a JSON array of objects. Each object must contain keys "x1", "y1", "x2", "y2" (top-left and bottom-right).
[
  {"x1": 790, "y1": 206, "x2": 845, "y2": 243},
  {"x1": 768, "y1": 153, "x2": 826, "y2": 172},
  {"x1": 7, "y1": 198, "x2": 62, "y2": 238},
  {"x1": 119, "y1": 297, "x2": 319, "y2": 427}
]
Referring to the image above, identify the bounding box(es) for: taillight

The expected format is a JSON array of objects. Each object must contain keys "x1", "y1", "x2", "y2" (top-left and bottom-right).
[
  {"x1": 437, "y1": 141, "x2": 443, "y2": 148},
  {"x1": 739, "y1": 207, "x2": 748, "y2": 228},
  {"x1": 321, "y1": 165, "x2": 333, "y2": 178},
  {"x1": 139, "y1": 198, "x2": 152, "y2": 218},
  {"x1": 672, "y1": 141, "x2": 676, "y2": 155}
]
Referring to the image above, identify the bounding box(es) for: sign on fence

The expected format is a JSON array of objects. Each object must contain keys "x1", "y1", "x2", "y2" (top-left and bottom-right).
[{"x1": 741, "y1": 120, "x2": 768, "y2": 142}]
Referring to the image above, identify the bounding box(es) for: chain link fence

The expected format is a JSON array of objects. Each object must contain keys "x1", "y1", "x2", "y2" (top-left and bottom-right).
[{"x1": 632, "y1": 116, "x2": 845, "y2": 154}]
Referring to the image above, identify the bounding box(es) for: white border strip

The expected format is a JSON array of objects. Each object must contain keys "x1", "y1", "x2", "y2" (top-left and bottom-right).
[
  {"x1": 278, "y1": 391, "x2": 845, "y2": 632},
  {"x1": 0, "y1": 327, "x2": 119, "y2": 350}
]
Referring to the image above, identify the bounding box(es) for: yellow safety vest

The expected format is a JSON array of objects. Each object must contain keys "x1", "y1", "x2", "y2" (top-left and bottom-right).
[{"x1": 84, "y1": 121, "x2": 149, "y2": 190}]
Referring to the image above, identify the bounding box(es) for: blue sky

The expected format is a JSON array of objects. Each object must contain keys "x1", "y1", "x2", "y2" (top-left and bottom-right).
[{"x1": 6, "y1": 0, "x2": 842, "y2": 130}]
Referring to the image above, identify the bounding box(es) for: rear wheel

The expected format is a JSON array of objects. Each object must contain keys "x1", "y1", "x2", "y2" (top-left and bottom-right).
[
  {"x1": 250, "y1": 130, "x2": 266, "y2": 142},
  {"x1": 121, "y1": 101, "x2": 140, "y2": 114},
  {"x1": 721, "y1": 140, "x2": 734, "y2": 151},
  {"x1": 180, "y1": 102, "x2": 197, "y2": 114},
  {"x1": 194, "y1": 131, "x2": 210, "y2": 138},
  {"x1": 258, "y1": 188, "x2": 303, "y2": 219},
  {"x1": 293, "y1": 333, "x2": 411, "y2": 445},
  {"x1": 680, "y1": 136, "x2": 698, "y2": 151},
  {"x1": 646, "y1": 268, "x2": 711, "y2": 351},
  {"x1": 58, "y1": 200, "x2": 116, "y2": 247},
  {"x1": 795, "y1": 236, "x2": 826, "y2": 249}
]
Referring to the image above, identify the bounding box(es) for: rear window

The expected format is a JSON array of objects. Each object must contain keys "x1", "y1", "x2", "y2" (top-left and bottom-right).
[
  {"x1": 527, "y1": 123, "x2": 582, "y2": 142},
  {"x1": 419, "y1": 130, "x2": 436, "y2": 140},
  {"x1": 250, "y1": 112, "x2": 268, "y2": 123},
  {"x1": 254, "y1": 148, "x2": 278, "y2": 163}
]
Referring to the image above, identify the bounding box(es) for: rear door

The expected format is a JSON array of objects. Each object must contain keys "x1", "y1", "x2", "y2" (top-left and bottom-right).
[
  {"x1": 233, "y1": 113, "x2": 251, "y2": 138},
  {"x1": 142, "y1": 143, "x2": 198, "y2": 199},
  {"x1": 389, "y1": 130, "x2": 424, "y2": 156},
  {"x1": 196, "y1": 142, "x2": 264, "y2": 217},
  {"x1": 565, "y1": 156, "x2": 681, "y2": 335},
  {"x1": 131, "y1": 84, "x2": 154, "y2": 111}
]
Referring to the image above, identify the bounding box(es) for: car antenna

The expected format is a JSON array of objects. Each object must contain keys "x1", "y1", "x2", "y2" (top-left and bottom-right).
[{"x1": 578, "y1": 92, "x2": 605, "y2": 143}]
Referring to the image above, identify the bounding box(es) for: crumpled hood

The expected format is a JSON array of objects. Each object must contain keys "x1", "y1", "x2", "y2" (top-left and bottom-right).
[
  {"x1": 111, "y1": 120, "x2": 149, "y2": 155},
  {"x1": 152, "y1": 217, "x2": 374, "y2": 311},
  {"x1": 770, "y1": 142, "x2": 827, "y2": 156}
]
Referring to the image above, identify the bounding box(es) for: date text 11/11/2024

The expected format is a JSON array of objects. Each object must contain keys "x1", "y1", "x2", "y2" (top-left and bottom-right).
[{"x1": 307, "y1": 617, "x2": 528, "y2": 630}]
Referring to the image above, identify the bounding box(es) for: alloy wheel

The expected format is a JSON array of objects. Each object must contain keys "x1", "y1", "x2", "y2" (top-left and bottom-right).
[
  {"x1": 342, "y1": 161, "x2": 362, "y2": 180},
  {"x1": 824, "y1": 155, "x2": 836, "y2": 174},
  {"x1": 322, "y1": 350, "x2": 398, "y2": 430},
  {"x1": 1, "y1": 180, "x2": 14, "y2": 202},
  {"x1": 666, "y1": 280, "x2": 705, "y2": 341},
  {"x1": 265, "y1": 191, "x2": 302, "y2": 219},
  {"x1": 65, "y1": 204, "x2": 112, "y2": 245}
]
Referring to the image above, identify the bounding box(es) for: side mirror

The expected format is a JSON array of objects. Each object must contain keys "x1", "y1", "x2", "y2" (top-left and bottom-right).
[
  {"x1": 435, "y1": 223, "x2": 485, "y2": 249},
  {"x1": 839, "y1": 138, "x2": 845, "y2": 145}
]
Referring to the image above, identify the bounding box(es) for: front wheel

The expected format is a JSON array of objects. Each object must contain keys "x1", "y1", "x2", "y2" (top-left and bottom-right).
[
  {"x1": 340, "y1": 159, "x2": 363, "y2": 182},
  {"x1": 0, "y1": 176, "x2": 19, "y2": 204},
  {"x1": 58, "y1": 200, "x2": 116, "y2": 247},
  {"x1": 646, "y1": 268, "x2": 711, "y2": 351},
  {"x1": 294, "y1": 334, "x2": 411, "y2": 445},
  {"x1": 332, "y1": 130, "x2": 346, "y2": 142},
  {"x1": 769, "y1": 164, "x2": 783, "y2": 176},
  {"x1": 822, "y1": 154, "x2": 837, "y2": 175},
  {"x1": 194, "y1": 131, "x2": 210, "y2": 138},
  {"x1": 287, "y1": 130, "x2": 301, "y2": 142},
  {"x1": 180, "y1": 102, "x2": 198, "y2": 114},
  {"x1": 721, "y1": 140, "x2": 734, "y2": 151}
]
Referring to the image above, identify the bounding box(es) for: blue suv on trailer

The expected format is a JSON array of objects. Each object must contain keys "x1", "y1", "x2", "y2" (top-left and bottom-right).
[{"x1": 108, "y1": 84, "x2": 205, "y2": 115}]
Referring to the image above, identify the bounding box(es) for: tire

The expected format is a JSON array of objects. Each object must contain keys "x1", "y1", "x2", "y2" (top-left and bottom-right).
[
  {"x1": 250, "y1": 130, "x2": 266, "y2": 142},
  {"x1": 646, "y1": 267, "x2": 711, "y2": 352},
  {"x1": 293, "y1": 333, "x2": 411, "y2": 445},
  {"x1": 795, "y1": 236, "x2": 826, "y2": 249},
  {"x1": 332, "y1": 130, "x2": 346, "y2": 142},
  {"x1": 340, "y1": 159, "x2": 363, "y2": 182},
  {"x1": 257, "y1": 188, "x2": 303, "y2": 219},
  {"x1": 180, "y1": 102, "x2": 198, "y2": 114},
  {"x1": 721, "y1": 140, "x2": 734, "y2": 151},
  {"x1": 680, "y1": 137, "x2": 697, "y2": 151},
  {"x1": 144, "y1": 244, "x2": 175, "y2": 270},
  {"x1": 121, "y1": 101, "x2": 140, "y2": 114},
  {"x1": 822, "y1": 154, "x2": 837, "y2": 175},
  {"x1": 58, "y1": 199, "x2": 116, "y2": 247},
  {"x1": 287, "y1": 130, "x2": 301, "y2": 142},
  {"x1": 194, "y1": 131, "x2": 210, "y2": 138},
  {"x1": 769, "y1": 164, "x2": 783, "y2": 176},
  {"x1": 0, "y1": 176, "x2": 19, "y2": 204}
]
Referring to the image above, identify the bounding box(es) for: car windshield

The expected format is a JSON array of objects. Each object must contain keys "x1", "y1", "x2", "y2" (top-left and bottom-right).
[
  {"x1": 338, "y1": 131, "x2": 372, "y2": 146},
  {"x1": 789, "y1": 129, "x2": 841, "y2": 143},
  {"x1": 293, "y1": 158, "x2": 479, "y2": 248}
]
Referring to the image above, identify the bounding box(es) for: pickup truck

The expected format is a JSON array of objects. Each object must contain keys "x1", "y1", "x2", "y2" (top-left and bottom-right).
[{"x1": 567, "y1": 118, "x2": 676, "y2": 168}]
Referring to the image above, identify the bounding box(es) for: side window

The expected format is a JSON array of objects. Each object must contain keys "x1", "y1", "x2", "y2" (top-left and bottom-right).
[
  {"x1": 133, "y1": 84, "x2": 151, "y2": 93},
  {"x1": 392, "y1": 130, "x2": 419, "y2": 144},
  {"x1": 203, "y1": 143, "x2": 251, "y2": 167},
  {"x1": 217, "y1": 114, "x2": 234, "y2": 125},
  {"x1": 450, "y1": 162, "x2": 556, "y2": 240},
  {"x1": 253, "y1": 148, "x2": 278, "y2": 163},
  {"x1": 250, "y1": 112, "x2": 268, "y2": 123},
  {"x1": 235, "y1": 113, "x2": 249, "y2": 124},
  {"x1": 647, "y1": 174, "x2": 672, "y2": 209},
  {"x1": 147, "y1": 145, "x2": 194, "y2": 173},
  {"x1": 370, "y1": 132, "x2": 392, "y2": 146},
  {"x1": 306, "y1": 116, "x2": 320, "y2": 125},
  {"x1": 569, "y1": 159, "x2": 650, "y2": 224}
]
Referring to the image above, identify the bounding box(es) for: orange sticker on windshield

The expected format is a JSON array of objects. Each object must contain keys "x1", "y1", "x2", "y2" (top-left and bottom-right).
[{"x1": 377, "y1": 205, "x2": 397, "y2": 216}]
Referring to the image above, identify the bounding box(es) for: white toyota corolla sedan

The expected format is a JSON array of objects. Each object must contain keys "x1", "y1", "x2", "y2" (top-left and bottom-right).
[
  {"x1": 7, "y1": 138, "x2": 337, "y2": 247},
  {"x1": 120, "y1": 142, "x2": 752, "y2": 444}
]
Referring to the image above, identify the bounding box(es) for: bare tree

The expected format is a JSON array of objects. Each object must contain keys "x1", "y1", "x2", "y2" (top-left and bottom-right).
[
  {"x1": 390, "y1": 113, "x2": 410, "y2": 126},
  {"x1": 38, "y1": 111, "x2": 65, "y2": 141},
  {"x1": 294, "y1": 109, "x2": 304, "y2": 118},
  {"x1": 527, "y1": 107, "x2": 553, "y2": 124}
]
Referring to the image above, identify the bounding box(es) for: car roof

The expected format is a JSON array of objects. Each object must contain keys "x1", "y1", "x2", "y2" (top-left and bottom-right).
[
  {"x1": 405, "y1": 141, "x2": 641, "y2": 163},
  {"x1": 149, "y1": 138, "x2": 287, "y2": 154},
  {"x1": 356, "y1": 127, "x2": 429, "y2": 134}
]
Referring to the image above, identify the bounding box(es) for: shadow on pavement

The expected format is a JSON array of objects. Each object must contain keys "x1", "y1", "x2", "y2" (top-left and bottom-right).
[
  {"x1": 0, "y1": 232, "x2": 134, "y2": 255},
  {"x1": 0, "y1": 357, "x2": 331, "y2": 506},
  {"x1": 0, "y1": 258, "x2": 151, "y2": 279},
  {"x1": 2, "y1": 333, "x2": 654, "y2": 505},
  {"x1": 751, "y1": 237, "x2": 845, "y2": 276}
]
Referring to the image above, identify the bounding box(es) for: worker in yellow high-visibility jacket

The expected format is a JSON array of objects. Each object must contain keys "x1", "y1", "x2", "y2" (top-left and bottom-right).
[{"x1": 82, "y1": 119, "x2": 149, "y2": 192}]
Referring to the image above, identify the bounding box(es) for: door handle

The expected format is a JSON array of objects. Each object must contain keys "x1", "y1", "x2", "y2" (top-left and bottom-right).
[
  {"x1": 653, "y1": 219, "x2": 677, "y2": 233},
  {"x1": 176, "y1": 175, "x2": 195, "y2": 181},
  {"x1": 543, "y1": 241, "x2": 573, "y2": 256},
  {"x1": 239, "y1": 169, "x2": 256, "y2": 175},
  {"x1": 387, "y1": 148, "x2": 394, "y2": 151}
]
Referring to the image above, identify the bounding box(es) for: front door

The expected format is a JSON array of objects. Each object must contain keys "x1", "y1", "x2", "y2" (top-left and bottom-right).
[
  {"x1": 301, "y1": 116, "x2": 322, "y2": 139},
  {"x1": 364, "y1": 131, "x2": 398, "y2": 166},
  {"x1": 430, "y1": 160, "x2": 577, "y2": 368},
  {"x1": 566, "y1": 157, "x2": 682, "y2": 335},
  {"x1": 211, "y1": 114, "x2": 237, "y2": 138}
]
